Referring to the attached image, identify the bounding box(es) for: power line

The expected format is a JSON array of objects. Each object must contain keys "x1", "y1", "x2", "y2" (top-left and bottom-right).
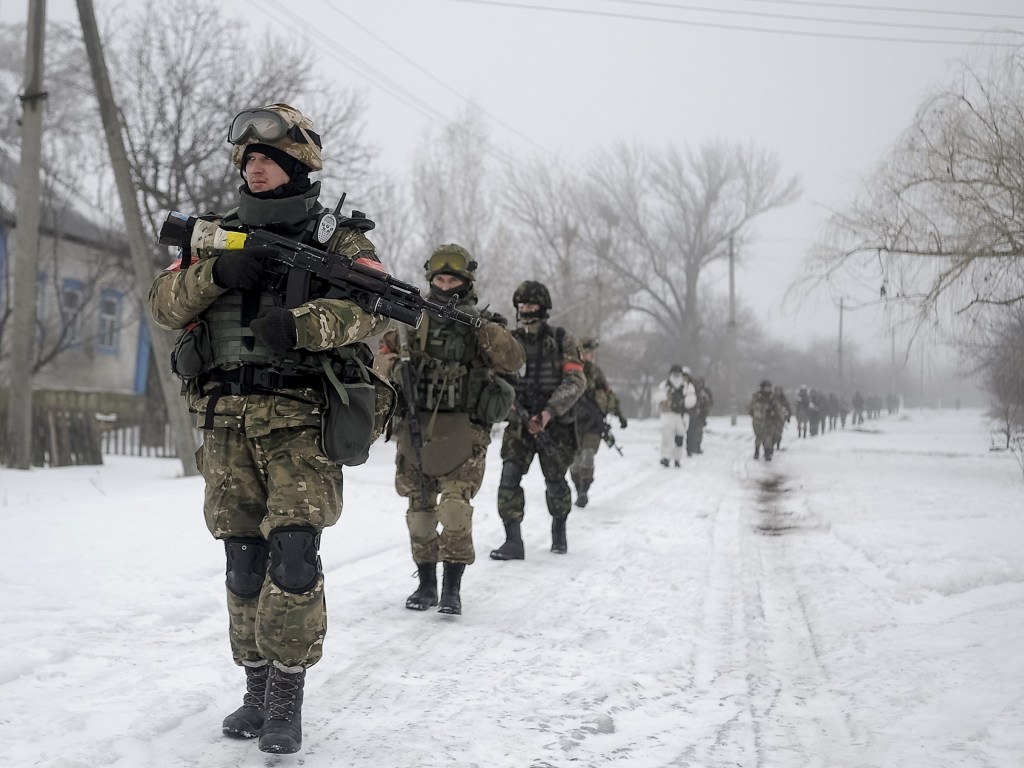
[
  {"x1": 735, "y1": 0, "x2": 1024, "y2": 23},
  {"x1": 449, "y1": 0, "x2": 1024, "y2": 45},
  {"x1": 318, "y1": 0, "x2": 552, "y2": 156},
  {"x1": 599, "y1": 0, "x2": 1023, "y2": 35}
]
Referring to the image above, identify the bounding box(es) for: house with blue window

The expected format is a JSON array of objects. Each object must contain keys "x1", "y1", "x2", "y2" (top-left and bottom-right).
[{"x1": 0, "y1": 139, "x2": 148, "y2": 401}]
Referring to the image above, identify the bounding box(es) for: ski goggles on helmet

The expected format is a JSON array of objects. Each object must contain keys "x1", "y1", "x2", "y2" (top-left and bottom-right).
[
  {"x1": 227, "y1": 108, "x2": 321, "y2": 148},
  {"x1": 426, "y1": 248, "x2": 476, "y2": 276}
]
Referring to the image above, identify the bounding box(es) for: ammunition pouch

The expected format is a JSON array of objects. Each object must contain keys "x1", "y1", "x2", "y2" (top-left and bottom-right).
[
  {"x1": 397, "y1": 410, "x2": 475, "y2": 478},
  {"x1": 473, "y1": 371, "x2": 516, "y2": 425},
  {"x1": 170, "y1": 319, "x2": 213, "y2": 380},
  {"x1": 320, "y1": 348, "x2": 396, "y2": 467}
]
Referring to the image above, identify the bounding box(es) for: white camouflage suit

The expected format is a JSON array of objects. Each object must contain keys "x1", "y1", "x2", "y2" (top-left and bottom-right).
[{"x1": 654, "y1": 373, "x2": 697, "y2": 464}]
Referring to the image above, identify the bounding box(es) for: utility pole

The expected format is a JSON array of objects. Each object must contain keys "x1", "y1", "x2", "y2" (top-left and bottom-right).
[
  {"x1": 837, "y1": 297, "x2": 844, "y2": 389},
  {"x1": 5, "y1": 0, "x2": 47, "y2": 470},
  {"x1": 77, "y1": 0, "x2": 199, "y2": 475},
  {"x1": 727, "y1": 236, "x2": 737, "y2": 426}
]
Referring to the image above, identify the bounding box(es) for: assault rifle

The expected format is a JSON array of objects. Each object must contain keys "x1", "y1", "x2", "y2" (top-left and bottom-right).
[
  {"x1": 158, "y1": 210, "x2": 482, "y2": 330},
  {"x1": 396, "y1": 325, "x2": 431, "y2": 503},
  {"x1": 600, "y1": 420, "x2": 624, "y2": 456},
  {"x1": 511, "y1": 399, "x2": 560, "y2": 457}
]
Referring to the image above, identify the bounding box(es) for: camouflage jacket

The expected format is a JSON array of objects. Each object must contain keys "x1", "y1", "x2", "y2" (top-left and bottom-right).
[
  {"x1": 373, "y1": 294, "x2": 525, "y2": 413},
  {"x1": 576, "y1": 360, "x2": 622, "y2": 435},
  {"x1": 148, "y1": 218, "x2": 390, "y2": 437}
]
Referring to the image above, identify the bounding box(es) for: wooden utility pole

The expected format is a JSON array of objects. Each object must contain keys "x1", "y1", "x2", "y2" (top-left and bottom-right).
[
  {"x1": 727, "y1": 236, "x2": 737, "y2": 426},
  {"x1": 837, "y1": 297, "x2": 844, "y2": 388},
  {"x1": 5, "y1": 0, "x2": 47, "y2": 470},
  {"x1": 76, "y1": 0, "x2": 199, "y2": 475}
]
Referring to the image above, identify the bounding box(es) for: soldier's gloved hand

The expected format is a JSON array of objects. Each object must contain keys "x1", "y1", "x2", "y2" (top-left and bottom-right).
[
  {"x1": 619, "y1": 415, "x2": 628, "y2": 429},
  {"x1": 250, "y1": 307, "x2": 297, "y2": 354},
  {"x1": 211, "y1": 247, "x2": 268, "y2": 290}
]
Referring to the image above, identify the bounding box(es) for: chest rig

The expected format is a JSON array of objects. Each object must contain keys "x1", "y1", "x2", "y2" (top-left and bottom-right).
[
  {"x1": 514, "y1": 324, "x2": 565, "y2": 412},
  {"x1": 409, "y1": 306, "x2": 485, "y2": 413}
]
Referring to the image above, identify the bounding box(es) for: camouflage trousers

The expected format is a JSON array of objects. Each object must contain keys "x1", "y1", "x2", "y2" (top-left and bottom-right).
[
  {"x1": 498, "y1": 419, "x2": 578, "y2": 522},
  {"x1": 570, "y1": 431, "x2": 602, "y2": 490},
  {"x1": 196, "y1": 424, "x2": 343, "y2": 669},
  {"x1": 660, "y1": 412, "x2": 688, "y2": 462},
  {"x1": 395, "y1": 422, "x2": 491, "y2": 565}
]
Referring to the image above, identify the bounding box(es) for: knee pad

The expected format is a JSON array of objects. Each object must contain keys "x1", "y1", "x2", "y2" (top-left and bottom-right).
[
  {"x1": 267, "y1": 525, "x2": 321, "y2": 594},
  {"x1": 674, "y1": 435, "x2": 684, "y2": 447},
  {"x1": 544, "y1": 478, "x2": 569, "y2": 499},
  {"x1": 224, "y1": 537, "x2": 269, "y2": 598},
  {"x1": 499, "y1": 462, "x2": 524, "y2": 489}
]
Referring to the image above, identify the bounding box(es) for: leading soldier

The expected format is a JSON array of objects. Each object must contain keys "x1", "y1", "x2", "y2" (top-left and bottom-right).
[
  {"x1": 374, "y1": 245, "x2": 524, "y2": 615},
  {"x1": 490, "y1": 281, "x2": 586, "y2": 559},
  {"x1": 148, "y1": 103, "x2": 391, "y2": 754}
]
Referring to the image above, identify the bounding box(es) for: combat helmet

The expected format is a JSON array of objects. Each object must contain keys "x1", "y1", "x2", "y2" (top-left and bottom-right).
[
  {"x1": 425, "y1": 243, "x2": 477, "y2": 284},
  {"x1": 760, "y1": 379, "x2": 773, "y2": 391},
  {"x1": 228, "y1": 102, "x2": 323, "y2": 172},
  {"x1": 579, "y1": 337, "x2": 599, "y2": 351},
  {"x1": 513, "y1": 280, "x2": 552, "y2": 318}
]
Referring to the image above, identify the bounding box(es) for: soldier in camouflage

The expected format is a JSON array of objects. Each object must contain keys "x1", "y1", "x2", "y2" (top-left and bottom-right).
[
  {"x1": 749, "y1": 379, "x2": 780, "y2": 461},
  {"x1": 490, "y1": 281, "x2": 586, "y2": 559},
  {"x1": 148, "y1": 103, "x2": 389, "y2": 755},
  {"x1": 654, "y1": 364, "x2": 697, "y2": 467},
  {"x1": 570, "y1": 337, "x2": 627, "y2": 508},
  {"x1": 374, "y1": 245, "x2": 524, "y2": 615}
]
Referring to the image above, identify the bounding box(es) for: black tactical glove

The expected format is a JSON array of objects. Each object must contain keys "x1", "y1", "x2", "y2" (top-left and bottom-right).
[
  {"x1": 619, "y1": 415, "x2": 628, "y2": 429},
  {"x1": 211, "y1": 247, "x2": 267, "y2": 290},
  {"x1": 249, "y1": 307, "x2": 297, "y2": 354}
]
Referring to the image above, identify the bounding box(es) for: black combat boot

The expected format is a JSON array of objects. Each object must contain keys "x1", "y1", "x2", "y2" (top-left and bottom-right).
[
  {"x1": 405, "y1": 562, "x2": 438, "y2": 610},
  {"x1": 258, "y1": 663, "x2": 305, "y2": 754},
  {"x1": 551, "y1": 515, "x2": 568, "y2": 554},
  {"x1": 222, "y1": 661, "x2": 268, "y2": 738},
  {"x1": 438, "y1": 562, "x2": 465, "y2": 615},
  {"x1": 489, "y1": 520, "x2": 525, "y2": 560},
  {"x1": 574, "y1": 481, "x2": 591, "y2": 508}
]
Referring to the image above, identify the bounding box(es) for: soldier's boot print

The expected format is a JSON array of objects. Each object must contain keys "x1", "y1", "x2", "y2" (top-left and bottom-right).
[
  {"x1": 489, "y1": 520, "x2": 525, "y2": 560},
  {"x1": 575, "y1": 480, "x2": 591, "y2": 508},
  {"x1": 222, "y1": 661, "x2": 269, "y2": 738},
  {"x1": 405, "y1": 562, "x2": 438, "y2": 611},
  {"x1": 438, "y1": 562, "x2": 465, "y2": 615},
  {"x1": 551, "y1": 515, "x2": 568, "y2": 554},
  {"x1": 258, "y1": 663, "x2": 305, "y2": 754}
]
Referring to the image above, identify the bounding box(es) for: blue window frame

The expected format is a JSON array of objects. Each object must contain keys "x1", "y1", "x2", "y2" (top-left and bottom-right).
[
  {"x1": 97, "y1": 288, "x2": 122, "y2": 354},
  {"x1": 61, "y1": 277, "x2": 85, "y2": 347}
]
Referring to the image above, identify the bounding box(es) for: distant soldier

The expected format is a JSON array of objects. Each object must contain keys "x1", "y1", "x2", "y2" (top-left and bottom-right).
[
  {"x1": 570, "y1": 338, "x2": 627, "y2": 508},
  {"x1": 795, "y1": 384, "x2": 812, "y2": 438},
  {"x1": 686, "y1": 376, "x2": 713, "y2": 456},
  {"x1": 772, "y1": 385, "x2": 790, "y2": 452},
  {"x1": 839, "y1": 395, "x2": 850, "y2": 427},
  {"x1": 654, "y1": 364, "x2": 697, "y2": 467},
  {"x1": 826, "y1": 392, "x2": 840, "y2": 431},
  {"x1": 852, "y1": 390, "x2": 865, "y2": 425},
  {"x1": 749, "y1": 379, "x2": 780, "y2": 460},
  {"x1": 491, "y1": 281, "x2": 585, "y2": 559},
  {"x1": 374, "y1": 245, "x2": 524, "y2": 615}
]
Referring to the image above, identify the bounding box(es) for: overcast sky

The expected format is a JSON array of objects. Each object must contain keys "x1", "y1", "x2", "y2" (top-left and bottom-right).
[{"x1": 6, "y1": 0, "x2": 1024, "y2": 357}]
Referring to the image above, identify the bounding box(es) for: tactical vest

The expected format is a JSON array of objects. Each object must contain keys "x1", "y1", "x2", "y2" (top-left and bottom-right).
[
  {"x1": 409, "y1": 305, "x2": 486, "y2": 413},
  {"x1": 514, "y1": 325, "x2": 566, "y2": 413},
  {"x1": 667, "y1": 382, "x2": 689, "y2": 413}
]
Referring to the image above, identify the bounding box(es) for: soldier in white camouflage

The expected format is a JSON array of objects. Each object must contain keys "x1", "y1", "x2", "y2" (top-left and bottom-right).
[
  {"x1": 373, "y1": 245, "x2": 524, "y2": 616},
  {"x1": 148, "y1": 103, "x2": 389, "y2": 755},
  {"x1": 490, "y1": 281, "x2": 586, "y2": 559}
]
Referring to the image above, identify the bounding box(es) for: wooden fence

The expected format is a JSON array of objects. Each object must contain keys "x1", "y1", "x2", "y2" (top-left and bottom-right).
[{"x1": 0, "y1": 389, "x2": 181, "y2": 466}]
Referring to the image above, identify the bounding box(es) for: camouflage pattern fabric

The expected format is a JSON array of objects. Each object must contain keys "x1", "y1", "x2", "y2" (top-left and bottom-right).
[
  {"x1": 395, "y1": 422, "x2": 491, "y2": 564},
  {"x1": 229, "y1": 102, "x2": 323, "y2": 171},
  {"x1": 498, "y1": 418, "x2": 578, "y2": 521},
  {"x1": 197, "y1": 424, "x2": 343, "y2": 667}
]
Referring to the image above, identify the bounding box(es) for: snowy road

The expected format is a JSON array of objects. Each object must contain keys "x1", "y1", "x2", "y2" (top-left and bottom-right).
[{"x1": 1, "y1": 409, "x2": 1022, "y2": 767}]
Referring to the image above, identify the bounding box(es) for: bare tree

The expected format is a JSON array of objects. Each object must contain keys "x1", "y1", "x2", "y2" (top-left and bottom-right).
[
  {"x1": 803, "y1": 36, "x2": 1024, "y2": 336},
  {"x1": 582, "y1": 141, "x2": 799, "y2": 361}
]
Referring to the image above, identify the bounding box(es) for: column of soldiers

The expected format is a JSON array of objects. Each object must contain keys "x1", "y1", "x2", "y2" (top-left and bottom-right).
[{"x1": 151, "y1": 100, "x2": 716, "y2": 758}]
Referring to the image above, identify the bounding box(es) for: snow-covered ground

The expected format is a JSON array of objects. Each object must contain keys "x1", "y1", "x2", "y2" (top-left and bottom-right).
[{"x1": 1, "y1": 408, "x2": 1021, "y2": 768}]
